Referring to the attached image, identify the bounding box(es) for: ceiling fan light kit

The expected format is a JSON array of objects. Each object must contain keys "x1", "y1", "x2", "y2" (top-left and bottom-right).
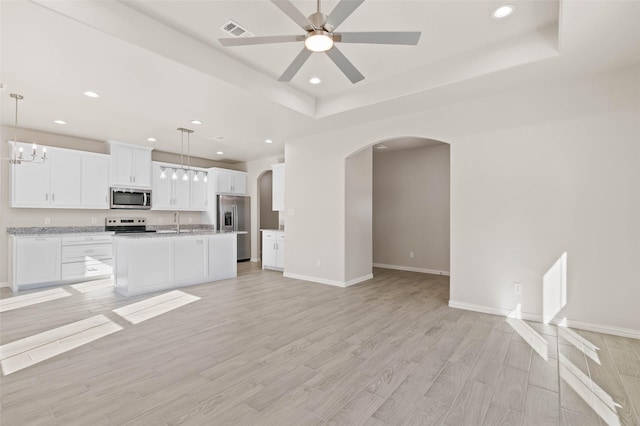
[
  {"x1": 218, "y1": 0, "x2": 421, "y2": 84},
  {"x1": 304, "y1": 30, "x2": 334, "y2": 52}
]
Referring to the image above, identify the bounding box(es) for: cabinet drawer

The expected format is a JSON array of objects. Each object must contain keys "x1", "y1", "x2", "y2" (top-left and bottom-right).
[
  {"x1": 62, "y1": 244, "x2": 113, "y2": 263},
  {"x1": 277, "y1": 233, "x2": 285, "y2": 241},
  {"x1": 263, "y1": 232, "x2": 277, "y2": 240},
  {"x1": 62, "y1": 235, "x2": 113, "y2": 246},
  {"x1": 61, "y1": 259, "x2": 113, "y2": 280}
]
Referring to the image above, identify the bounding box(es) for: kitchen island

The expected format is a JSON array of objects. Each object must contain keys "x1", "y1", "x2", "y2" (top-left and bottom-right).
[{"x1": 113, "y1": 231, "x2": 237, "y2": 296}]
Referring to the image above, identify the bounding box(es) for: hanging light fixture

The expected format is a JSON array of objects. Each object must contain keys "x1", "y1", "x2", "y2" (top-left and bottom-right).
[
  {"x1": 3, "y1": 93, "x2": 47, "y2": 165},
  {"x1": 177, "y1": 127, "x2": 194, "y2": 182}
]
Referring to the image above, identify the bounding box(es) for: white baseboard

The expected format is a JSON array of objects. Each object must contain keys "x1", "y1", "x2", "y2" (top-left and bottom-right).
[
  {"x1": 449, "y1": 300, "x2": 640, "y2": 340},
  {"x1": 373, "y1": 263, "x2": 450, "y2": 276},
  {"x1": 283, "y1": 272, "x2": 372, "y2": 288},
  {"x1": 0, "y1": 281, "x2": 9, "y2": 289},
  {"x1": 250, "y1": 258, "x2": 260, "y2": 263}
]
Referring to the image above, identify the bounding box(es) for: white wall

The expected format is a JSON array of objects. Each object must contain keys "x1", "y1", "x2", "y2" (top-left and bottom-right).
[
  {"x1": 345, "y1": 147, "x2": 372, "y2": 284},
  {"x1": 245, "y1": 154, "x2": 284, "y2": 262},
  {"x1": 373, "y1": 144, "x2": 450, "y2": 274},
  {"x1": 0, "y1": 127, "x2": 242, "y2": 285},
  {"x1": 284, "y1": 64, "x2": 640, "y2": 333}
]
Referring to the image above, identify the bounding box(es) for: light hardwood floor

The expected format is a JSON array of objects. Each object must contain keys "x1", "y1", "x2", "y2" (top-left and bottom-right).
[{"x1": 1, "y1": 264, "x2": 639, "y2": 425}]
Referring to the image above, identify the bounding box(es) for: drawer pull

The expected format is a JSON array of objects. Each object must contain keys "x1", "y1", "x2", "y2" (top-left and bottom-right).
[{"x1": 87, "y1": 268, "x2": 98, "y2": 272}]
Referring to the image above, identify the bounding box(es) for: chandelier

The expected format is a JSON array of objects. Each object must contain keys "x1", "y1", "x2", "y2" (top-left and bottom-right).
[{"x1": 4, "y1": 93, "x2": 47, "y2": 164}]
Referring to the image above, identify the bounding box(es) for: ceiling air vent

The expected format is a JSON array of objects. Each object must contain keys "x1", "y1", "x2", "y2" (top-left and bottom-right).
[{"x1": 220, "y1": 20, "x2": 253, "y2": 38}]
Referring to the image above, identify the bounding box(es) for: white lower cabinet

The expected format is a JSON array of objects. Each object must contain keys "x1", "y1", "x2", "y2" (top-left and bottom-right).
[
  {"x1": 61, "y1": 235, "x2": 114, "y2": 280},
  {"x1": 10, "y1": 234, "x2": 113, "y2": 291},
  {"x1": 209, "y1": 233, "x2": 237, "y2": 280},
  {"x1": 174, "y1": 237, "x2": 207, "y2": 282},
  {"x1": 12, "y1": 237, "x2": 61, "y2": 290},
  {"x1": 114, "y1": 233, "x2": 237, "y2": 296},
  {"x1": 262, "y1": 230, "x2": 284, "y2": 271}
]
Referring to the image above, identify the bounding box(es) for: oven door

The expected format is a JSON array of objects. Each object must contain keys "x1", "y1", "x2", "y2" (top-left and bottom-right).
[{"x1": 110, "y1": 188, "x2": 151, "y2": 209}]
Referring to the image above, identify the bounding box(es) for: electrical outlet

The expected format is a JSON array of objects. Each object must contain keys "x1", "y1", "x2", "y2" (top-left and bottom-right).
[
  {"x1": 44, "y1": 217, "x2": 51, "y2": 225},
  {"x1": 91, "y1": 217, "x2": 97, "y2": 224},
  {"x1": 316, "y1": 259, "x2": 321, "y2": 267},
  {"x1": 514, "y1": 283, "x2": 523, "y2": 295},
  {"x1": 410, "y1": 251, "x2": 414, "y2": 258}
]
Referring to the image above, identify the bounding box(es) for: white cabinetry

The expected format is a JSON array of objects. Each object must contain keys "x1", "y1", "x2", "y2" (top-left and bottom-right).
[
  {"x1": 174, "y1": 237, "x2": 207, "y2": 282},
  {"x1": 109, "y1": 141, "x2": 152, "y2": 188},
  {"x1": 114, "y1": 233, "x2": 237, "y2": 296},
  {"x1": 10, "y1": 142, "x2": 110, "y2": 209},
  {"x1": 9, "y1": 234, "x2": 114, "y2": 291},
  {"x1": 11, "y1": 237, "x2": 61, "y2": 290},
  {"x1": 209, "y1": 168, "x2": 247, "y2": 195},
  {"x1": 82, "y1": 154, "x2": 110, "y2": 208},
  {"x1": 262, "y1": 230, "x2": 284, "y2": 271},
  {"x1": 151, "y1": 162, "x2": 208, "y2": 211},
  {"x1": 209, "y1": 233, "x2": 237, "y2": 280},
  {"x1": 11, "y1": 142, "x2": 83, "y2": 207},
  {"x1": 271, "y1": 163, "x2": 285, "y2": 211},
  {"x1": 61, "y1": 235, "x2": 113, "y2": 280}
]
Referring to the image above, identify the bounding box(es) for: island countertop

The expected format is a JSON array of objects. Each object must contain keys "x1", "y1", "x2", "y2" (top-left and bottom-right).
[{"x1": 113, "y1": 230, "x2": 246, "y2": 239}]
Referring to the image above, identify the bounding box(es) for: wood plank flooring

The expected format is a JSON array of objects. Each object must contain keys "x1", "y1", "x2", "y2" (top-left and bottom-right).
[{"x1": 1, "y1": 263, "x2": 639, "y2": 425}]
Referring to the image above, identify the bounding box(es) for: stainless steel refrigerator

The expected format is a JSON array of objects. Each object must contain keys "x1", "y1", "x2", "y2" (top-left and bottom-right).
[{"x1": 217, "y1": 195, "x2": 251, "y2": 261}]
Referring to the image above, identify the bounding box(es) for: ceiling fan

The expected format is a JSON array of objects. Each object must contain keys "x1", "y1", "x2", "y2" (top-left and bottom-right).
[{"x1": 218, "y1": 0, "x2": 421, "y2": 84}]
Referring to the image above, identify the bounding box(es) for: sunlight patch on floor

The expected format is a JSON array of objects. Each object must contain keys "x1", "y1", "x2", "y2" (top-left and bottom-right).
[
  {"x1": 0, "y1": 288, "x2": 72, "y2": 313},
  {"x1": 0, "y1": 314, "x2": 122, "y2": 376},
  {"x1": 112, "y1": 290, "x2": 200, "y2": 325}
]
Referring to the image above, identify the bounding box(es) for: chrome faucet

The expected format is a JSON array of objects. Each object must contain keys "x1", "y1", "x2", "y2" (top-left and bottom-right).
[{"x1": 174, "y1": 211, "x2": 180, "y2": 233}]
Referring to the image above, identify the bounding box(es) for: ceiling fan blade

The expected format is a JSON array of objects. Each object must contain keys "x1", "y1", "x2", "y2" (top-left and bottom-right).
[
  {"x1": 335, "y1": 31, "x2": 421, "y2": 45},
  {"x1": 326, "y1": 0, "x2": 365, "y2": 31},
  {"x1": 219, "y1": 35, "x2": 303, "y2": 47},
  {"x1": 278, "y1": 48, "x2": 313, "y2": 81},
  {"x1": 271, "y1": 0, "x2": 316, "y2": 30},
  {"x1": 326, "y1": 46, "x2": 364, "y2": 84}
]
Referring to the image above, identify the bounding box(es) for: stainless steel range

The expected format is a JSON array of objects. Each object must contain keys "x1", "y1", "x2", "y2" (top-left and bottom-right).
[{"x1": 105, "y1": 217, "x2": 154, "y2": 234}]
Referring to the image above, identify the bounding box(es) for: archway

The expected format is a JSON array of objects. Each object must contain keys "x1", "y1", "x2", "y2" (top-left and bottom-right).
[{"x1": 345, "y1": 136, "x2": 451, "y2": 289}]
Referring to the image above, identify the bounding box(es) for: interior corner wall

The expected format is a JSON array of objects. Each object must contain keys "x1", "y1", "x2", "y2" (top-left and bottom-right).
[
  {"x1": 372, "y1": 144, "x2": 450, "y2": 273},
  {"x1": 345, "y1": 147, "x2": 372, "y2": 283},
  {"x1": 284, "y1": 64, "x2": 640, "y2": 332}
]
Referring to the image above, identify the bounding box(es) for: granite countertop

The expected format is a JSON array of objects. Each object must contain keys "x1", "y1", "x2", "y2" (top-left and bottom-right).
[
  {"x1": 260, "y1": 229, "x2": 285, "y2": 232},
  {"x1": 7, "y1": 226, "x2": 115, "y2": 237}
]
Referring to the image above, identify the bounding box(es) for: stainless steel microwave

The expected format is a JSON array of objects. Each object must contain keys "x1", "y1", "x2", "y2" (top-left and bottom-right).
[{"x1": 110, "y1": 188, "x2": 152, "y2": 209}]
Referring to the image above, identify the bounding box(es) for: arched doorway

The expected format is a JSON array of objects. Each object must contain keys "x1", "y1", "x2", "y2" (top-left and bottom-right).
[{"x1": 345, "y1": 136, "x2": 451, "y2": 289}]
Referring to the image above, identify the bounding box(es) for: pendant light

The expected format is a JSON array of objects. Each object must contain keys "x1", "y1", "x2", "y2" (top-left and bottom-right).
[
  {"x1": 3, "y1": 93, "x2": 47, "y2": 165},
  {"x1": 177, "y1": 127, "x2": 193, "y2": 182}
]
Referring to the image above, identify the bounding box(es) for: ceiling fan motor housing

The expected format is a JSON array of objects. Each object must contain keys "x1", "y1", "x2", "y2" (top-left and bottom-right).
[{"x1": 308, "y1": 12, "x2": 332, "y2": 32}]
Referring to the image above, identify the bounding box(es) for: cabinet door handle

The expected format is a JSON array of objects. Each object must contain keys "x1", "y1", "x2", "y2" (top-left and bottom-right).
[
  {"x1": 52, "y1": 193, "x2": 55, "y2": 202},
  {"x1": 87, "y1": 268, "x2": 98, "y2": 272},
  {"x1": 45, "y1": 193, "x2": 48, "y2": 201}
]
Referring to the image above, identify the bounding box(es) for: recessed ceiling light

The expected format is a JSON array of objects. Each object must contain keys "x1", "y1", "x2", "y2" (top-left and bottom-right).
[
  {"x1": 147, "y1": 137, "x2": 156, "y2": 142},
  {"x1": 83, "y1": 91, "x2": 100, "y2": 98},
  {"x1": 53, "y1": 120, "x2": 66, "y2": 125},
  {"x1": 216, "y1": 151, "x2": 224, "y2": 155},
  {"x1": 309, "y1": 77, "x2": 322, "y2": 85},
  {"x1": 492, "y1": 5, "x2": 515, "y2": 19},
  {"x1": 191, "y1": 120, "x2": 203, "y2": 125},
  {"x1": 265, "y1": 139, "x2": 273, "y2": 144}
]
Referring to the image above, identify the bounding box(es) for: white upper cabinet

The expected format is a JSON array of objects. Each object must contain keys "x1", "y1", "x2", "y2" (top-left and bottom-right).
[
  {"x1": 10, "y1": 142, "x2": 107, "y2": 209},
  {"x1": 108, "y1": 141, "x2": 152, "y2": 188},
  {"x1": 82, "y1": 154, "x2": 110, "y2": 208},
  {"x1": 210, "y1": 168, "x2": 247, "y2": 195},
  {"x1": 151, "y1": 162, "x2": 208, "y2": 211},
  {"x1": 11, "y1": 143, "x2": 51, "y2": 207},
  {"x1": 50, "y1": 149, "x2": 82, "y2": 207},
  {"x1": 271, "y1": 163, "x2": 285, "y2": 211}
]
